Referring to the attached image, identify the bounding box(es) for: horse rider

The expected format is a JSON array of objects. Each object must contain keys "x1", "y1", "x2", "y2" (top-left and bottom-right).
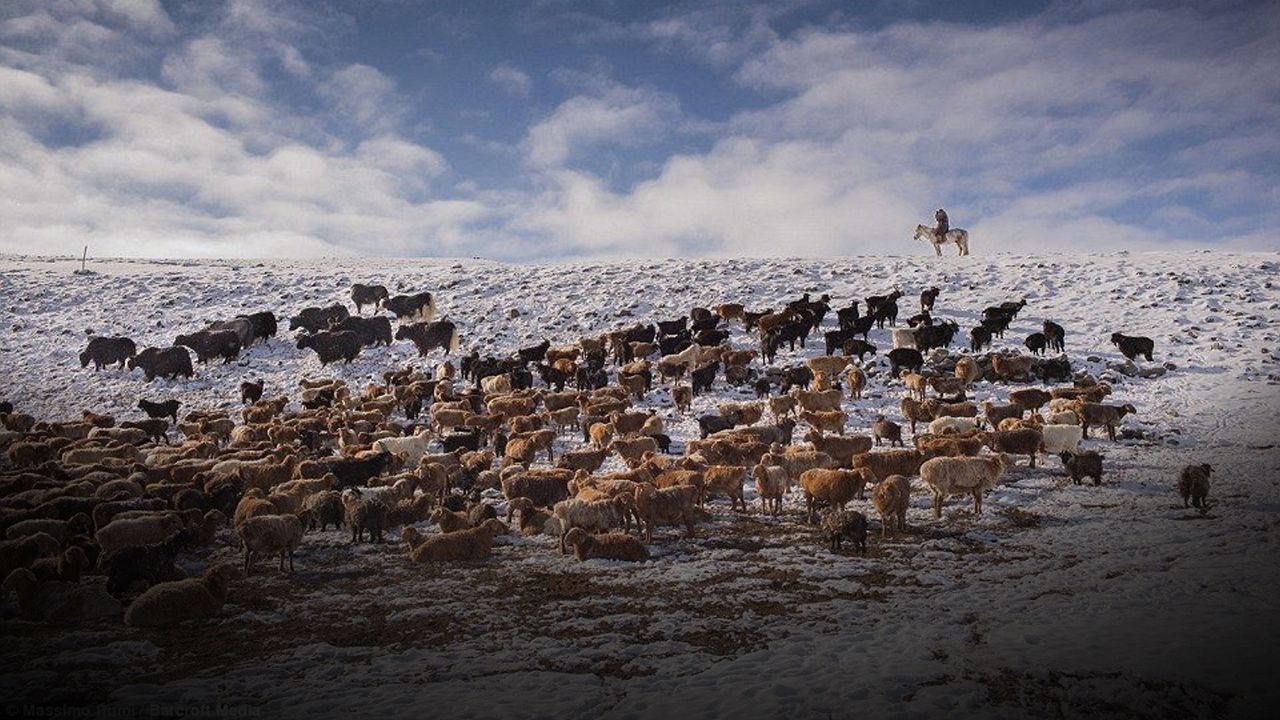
[{"x1": 934, "y1": 208, "x2": 950, "y2": 240}]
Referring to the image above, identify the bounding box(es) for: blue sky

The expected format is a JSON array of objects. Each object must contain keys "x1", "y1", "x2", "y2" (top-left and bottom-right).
[{"x1": 0, "y1": 0, "x2": 1276, "y2": 259}]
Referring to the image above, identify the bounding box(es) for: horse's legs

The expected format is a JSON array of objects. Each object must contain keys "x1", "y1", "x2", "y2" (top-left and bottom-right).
[{"x1": 934, "y1": 242, "x2": 942, "y2": 257}]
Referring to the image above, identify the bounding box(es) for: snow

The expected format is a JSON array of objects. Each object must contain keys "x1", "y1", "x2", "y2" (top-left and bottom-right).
[{"x1": 2, "y1": 251, "x2": 1279, "y2": 718}]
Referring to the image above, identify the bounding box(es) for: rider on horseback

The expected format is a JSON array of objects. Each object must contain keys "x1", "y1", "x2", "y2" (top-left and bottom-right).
[{"x1": 934, "y1": 208, "x2": 950, "y2": 241}]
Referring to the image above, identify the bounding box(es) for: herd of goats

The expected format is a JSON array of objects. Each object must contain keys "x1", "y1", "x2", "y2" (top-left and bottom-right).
[{"x1": 0, "y1": 281, "x2": 1216, "y2": 627}]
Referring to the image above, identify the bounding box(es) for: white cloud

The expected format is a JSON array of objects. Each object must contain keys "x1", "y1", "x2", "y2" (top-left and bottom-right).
[
  {"x1": 488, "y1": 63, "x2": 531, "y2": 97},
  {"x1": 522, "y1": 83, "x2": 681, "y2": 168}
]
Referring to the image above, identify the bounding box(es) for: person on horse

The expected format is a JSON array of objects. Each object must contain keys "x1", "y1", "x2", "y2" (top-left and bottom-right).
[{"x1": 934, "y1": 208, "x2": 950, "y2": 241}]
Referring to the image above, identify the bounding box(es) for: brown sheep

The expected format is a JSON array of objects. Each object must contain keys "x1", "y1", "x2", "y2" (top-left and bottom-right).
[
  {"x1": 799, "y1": 468, "x2": 871, "y2": 524},
  {"x1": 1008, "y1": 388, "x2": 1052, "y2": 412},
  {"x1": 871, "y1": 416, "x2": 903, "y2": 447},
  {"x1": 404, "y1": 519, "x2": 507, "y2": 562},
  {"x1": 1178, "y1": 463, "x2": 1213, "y2": 509},
  {"x1": 752, "y1": 465, "x2": 788, "y2": 516},
  {"x1": 804, "y1": 432, "x2": 873, "y2": 466},
  {"x1": 852, "y1": 449, "x2": 932, "y2": 482},
  {"x1": 563, "y1": 527, "x2": 649, "y2": 561},
  {"x1": 872, "y1": 475, "x2": 911, "y2": 536},
  {"x1": 982, "y1": 428, "x2": 1044, "y2": 468},
  {"x1": 800, "y1": 409, "x2": 846, "y2": 436},
  {"x1": 702, "y1": 465, "x2": 748, "y2": 511},
  {"x1": 1072, "y1": 401, "x2": 1137, "y2": 441},
  {"x1": 672, "y1": 385, "x2": 693, "y2": 414},
  {"x1": 900, "y1": 396, "x2": 936, "y2": 434},
  {"x1": 633, "y1": 484, "x2": 698, "y2": 542}
]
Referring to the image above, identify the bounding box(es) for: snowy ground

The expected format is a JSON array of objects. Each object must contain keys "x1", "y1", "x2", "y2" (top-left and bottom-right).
[{"x1": 2, "y1": 251, "x2": 1279, "y2": 719}]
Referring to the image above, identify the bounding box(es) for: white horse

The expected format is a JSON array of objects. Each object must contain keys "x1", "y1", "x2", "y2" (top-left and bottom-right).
[{"x1": 914, "y1": 224, "x2": 970, "y2": 256}]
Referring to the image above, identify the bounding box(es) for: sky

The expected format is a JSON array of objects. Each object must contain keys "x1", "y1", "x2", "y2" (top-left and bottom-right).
[{"x1": 0, "y1": 0, "x2": 1277, "y2": 260}]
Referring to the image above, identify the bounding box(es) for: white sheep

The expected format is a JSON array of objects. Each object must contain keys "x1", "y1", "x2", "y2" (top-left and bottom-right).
[
  {"x1": 95, "y1": 513, "x2": 184, "y2": 556},
  {"x1": 927, "y1": 416, "x2": 981, "y2": 436},
  {"x1": 371, "y1": 430, "x2": 435, "y2": 466},
  {"x1": 890, "y1": 328, "x2": 917, "y2": 350},
  {"x1": 919, "y1": 454, "x2": 1010, "y2": 518},
  {"x1": 123, "y1": 563, "x2": 239, "y2": 627},
  {"x1": 1045, "y1": 410, "x2": 1080, "y2": 425},
  {"x1": 237, "y1": 514, "x2": 305, "y2": 575},
  {"x1": 1039, "y1": 424, "x2": 1083, "y2": 455},
  {"x1": 552, "y1": 497, "x2": 629, "y2": 553}
]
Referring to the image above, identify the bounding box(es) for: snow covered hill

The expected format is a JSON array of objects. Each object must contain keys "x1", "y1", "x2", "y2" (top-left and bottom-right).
[{"x1": 2, "y1": 251, "x2": 1279, "y2": 718}]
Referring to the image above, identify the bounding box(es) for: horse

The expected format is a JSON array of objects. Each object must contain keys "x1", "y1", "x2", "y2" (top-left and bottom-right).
[{"x1": 914, "y1": 224, "x2": 970, "y2": 256}]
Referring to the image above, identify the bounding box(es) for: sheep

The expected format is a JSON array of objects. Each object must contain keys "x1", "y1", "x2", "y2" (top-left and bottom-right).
[
  {"x1": 1008, "y1": 388, "x2": 1052, "y2": 412},
  {"x1": 890, "y1": 328, "x2": 917, "y2": 350},
  {"x1": 981, "y1": 401, "x2": 1023, "y2": 428},
  {"x1": 800, "y1": 409, "x2": 846, "y2": 436},
  {"x1": 123, "y1": 563, "x2": 238, "y2": 627},
  {"x1": 611, "y1": 436, "x2": 660, "y2": 467},
  {"x1": 900, "y1": 371, "x2": 929, "y2": 401},
  {"x1": 553, "y1": 497, "x2": 629, "y2": 553},
  {"x1": 858, "y1": 417, "x2": 900, "y2": 450},
  {"x1": 760, "y1": 449, "x2": 835, "y2": 483},
  {"x1": 982, "y1": 428, "x2": 1043, "y2": 467},
  {"x1": 919, "y1": 454, "x2": 1010, "y2": 518},
  {"x1": 371, "y1": 430, "x2": 435, "y2": 466},
  {"x1": 80, "y1": 335, "x2": 137, "y2": 370},
  {"x1": 507, "y1": 497, "x2": 556, "y2": 536},
  {"x1": 95, "y1": 514, "x2": 184, "y2": 556},
  {"x1": 405, "y1": 518, "x2": 507, "y2": 562},
  {"x1": 805, "y1": 432, "x2": 873, "y2": 466},
  {"x1": 341, "y1": 490, "x2": 388, "y2": 544},
  {"x1": 501, "y1": 471, "x2": 572, "y2": 513},
  {"x1": 557, "y1": 446, "x2": 610, "y2": 473},
  {"x1": 991, "y1": 353, "x2": 1034, "y2": 382},
  {"x1": 703, "y1": 465, "x2": 748, "y2": 511},
  {"x1": 769, "y1": 395, "x2": 798, "y2": 420},
  {"x1": 799, "y1": 469, "x2": 870, "y2": 523},
  {"x1": 3, "y1": 568, "x2": 123, "y2": 622},
  {"x1": 0, "y1": 533, "x2": 61, "y2": 579},
  {"x1": 852, "y1": 449, "x2": 932, "y2": 482},
  {"x1": 717, "y1": 402, "x2": 765, "y2": 427},
  {"x1": 751, "y1": 465, "x2": 789, "y2": 516},
  {"x1": 887, "y1": 348, "x2": 924, "y2": 377},
  {"x1": 1039, "y1": 424, "x2": 1083, "y2": 455},
  {"x1": 844, "y1": 366, "x2": 867, "y2": 400},
  {"x1": 633, "y1": 484, "x2": 698, "y2": 542},
  {"x1": 29, "y1": 546, "x2": 91, "y2": 584},
  {"x1": 954, "y1": 357, "x2": 981, "y2": 387},
  {"x1": 563, "y1": 527, "x2": 649, "y2": 561},
  {"x1": 588, "y1": 421, "x2": 615, "y2": 449},
  {"x1": 791, "y1": 388, "x2": 842, "y2": 413},
  {"x1": 822, "y1": 510, "x2": 867, "y2": 552},
  {"x1": 233, "y1": 492, "x2": 277, "y2": 529},
  {"x1": 103, "y1": 528, "x2": 196, "y2": 597},
  {"x1": 1057, "y1": 450, "x2": 1103, "y2": 486},
  {"x1": 1024, "y1": 332, "x2": 1047, "y2": 356},
  {"x1": 928, "y1": 416, "x2": 981, "y2": 436},
  {"x1": 672, "y1": 385, "x2": 693, "y2": 414},
  {"x1": 1111, "y1": 333, "x2": 1155, "y2": 361},
  {"x1": 1072, "y1": 402, "x2": 1137, "y2": 441},
  {"x1": 807, "y1": 355, "x2": 849, "y2": 379},
  {"x1": 872, "y1": 475, "x2": 911, "y2": 537},
  {"x1": 1178, "y1": 464, "x2": 1213, "y2": 509},
  {"x1": 301, "y1": 490, "x2": 344, "y2": 531},
  {"x1": 430, "y1": 507, "x2": 472, "y2": 533},
  {"x1": 900, "y1": 397, "x2": 936, "y2": 434},
  {"x1": 1045, "y1": 409, "x2": 1080, "y2": 425}
]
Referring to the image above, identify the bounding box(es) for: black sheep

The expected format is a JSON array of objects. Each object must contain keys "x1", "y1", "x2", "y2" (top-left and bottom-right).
[
  {"x1": 316, "y1": 451, "x2": 395, "y2": 488},
  {"x1": 515, "y1": 339, "x2": 550, "y2": 364},
  {"x1": 128, "y1": 347, "x2": 194, "y2": 381},
  {"x1": 240, "y1": 379, "x2": 264, "y2": 404},
  {"x1": 80, "y1": 336, "x2": 137, "y2": 370},
  {"x1": 970, "y1": 326, "x2": 993, "y2": 353},
  {"x1": 297, "y1": 330, "x2": 362, "y2": 365},
  {"x1": 914, "y1": 322, "x2": 958, "y2": 353},
  {"x1": 691, "y1": 360, "x2": 719, "y2": 396},
  {"x1": 753, "y1": 377, "x2": 771, "y2": 399},
  {"x1": 842, "y1": 338, "x2": 877, "y2": 361},
  {"x1": 537, "y1": 363, "x2": 569, "y2": 391},
  {"x1": 1042, "y1": 320, "x2": 1065, "y2": 353},
  {"x1": 1034, "y1": 356, "x2": 1072, "y2": 383},
  {"x1": 920, "y1": 287, "x2": 940, "y2": 313},
  {"x1": 697, "y1": 413, "x2": 737, "y2": 439},
  {"x1": 656, "y1": 318, "x2": 688, "y2": 335},
  {"x1": 104, "y1": 528, "x2": 197, "y2": 598},
  {"x1": 1024, "y1": 332, "x2": 1047, "y2": 356},
  {"x1": 1110, "y1": 333, "x2": 1154, "y2": 361},
  {"x1": 1058, "y1": 450, "x2": 1103, "y2": 486},
  {"x1": 887, "y1": 348, "x2": 924, "y2": 377}
]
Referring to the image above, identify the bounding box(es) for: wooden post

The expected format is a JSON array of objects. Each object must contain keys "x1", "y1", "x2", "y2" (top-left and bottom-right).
[{"x1": 81, "y1": 245, "x2": 88, "y2": 273}]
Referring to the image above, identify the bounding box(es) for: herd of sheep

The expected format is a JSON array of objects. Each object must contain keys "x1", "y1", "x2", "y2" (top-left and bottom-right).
[{"x1": 0, "y1": 280, "x2": 1215, "y2": 630}]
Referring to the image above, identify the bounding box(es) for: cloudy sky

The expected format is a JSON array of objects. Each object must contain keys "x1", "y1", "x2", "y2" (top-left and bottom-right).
[{"x1": 1, "y1": 0, "x2": 1277, "y2": 260}]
